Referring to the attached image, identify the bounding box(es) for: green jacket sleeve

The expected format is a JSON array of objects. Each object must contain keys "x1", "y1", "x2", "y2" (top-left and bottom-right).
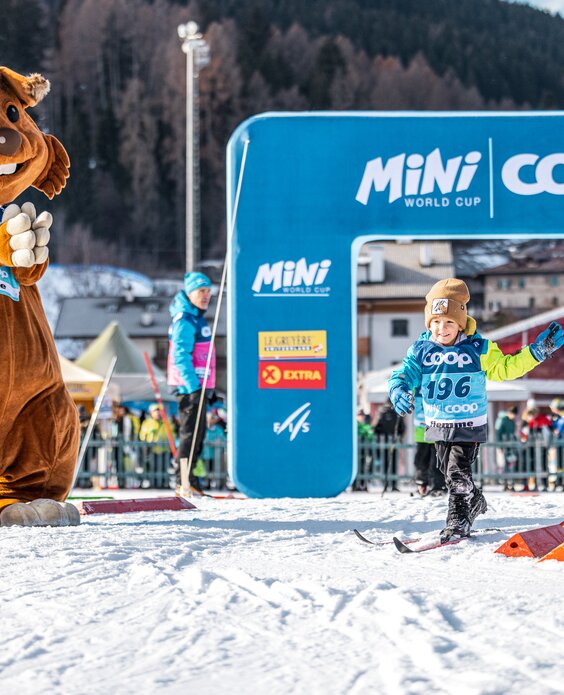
[{"x1": 480, "y1": 341, "x2": 539, "y2": 382}]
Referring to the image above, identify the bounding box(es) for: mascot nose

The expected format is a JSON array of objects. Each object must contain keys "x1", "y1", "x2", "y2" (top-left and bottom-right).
[{"x1": 0, "y1": 128, "x2": 22, "y2": 156}]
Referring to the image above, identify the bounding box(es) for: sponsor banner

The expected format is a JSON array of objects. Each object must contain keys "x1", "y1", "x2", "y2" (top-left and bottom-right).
[
  {"x1": 252, "y1": 258, "x2": 331, "y2": 296},
  {"x1": 259, "y1": 361, "x2": 327, "y2": 390},
  {"x1": 258, "y1": 330, "x2": 327, "y2": 359},
  {"x1": 355, "y1": 146, "x2": 564, "y2": 212},
  {"x1": 356, "y1": 147, "x2": 483, "y2": 207}
]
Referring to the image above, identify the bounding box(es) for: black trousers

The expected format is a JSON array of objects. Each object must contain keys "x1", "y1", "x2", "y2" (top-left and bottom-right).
[
  {"x1": 414, "y1": 442, "x2": 446, "y2": 489},
  {"x1": 435, "y1": 442, "x2": 480, "y2": 496},
  {"x1": 177, "y1": 393, "x2": 207, "y2": 489},
  {"x1": 379, "y1": 434, "x2": 398, "y2": 480}
]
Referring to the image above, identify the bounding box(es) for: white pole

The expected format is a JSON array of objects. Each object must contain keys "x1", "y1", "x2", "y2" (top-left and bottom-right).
[
  {"x1": 186, "y1": 42, "x2": 194, "y2": 273},
  {"x1": 70, "y1": 355, "x2": 118, "y2": 493},
  {"x1": 182, "y1": 139, "x2": 251, "y2": 493},
  {"x1": 178, "y1": 21, "x2": 208, "y2": 273}
]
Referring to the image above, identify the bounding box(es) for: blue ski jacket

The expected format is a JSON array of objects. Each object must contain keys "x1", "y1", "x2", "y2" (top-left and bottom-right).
[
  {"x1": 167, "y1": 290, "x2": 215, "y2": 394},
  {"x1": 389, "y1": 325, "x2": 538, "y2": 443}
]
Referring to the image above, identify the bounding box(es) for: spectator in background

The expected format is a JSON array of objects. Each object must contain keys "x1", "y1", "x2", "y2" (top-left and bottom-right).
[
  {"x1": 354, "y1": 409, "x2": 374, "y2": 491},
  {"x1": 78, "y1": 405, "x2": 90, "y2": 440},
  {"x1": 494, "y1": 405, "x2": 519, "y2": 491},
  {"x1": 139, "y1": 403, "x2": 170, "y2": 488},
  {"x1": 168, "y1": 272, "x2": 215, "y2": 493},
  {"x1": 111, "y1": 403, "x2": 140, "y2": 488},
  {"x1": 374, "y1": 398, "x2": 405, "y2": 492},
  {"x1": 211, "y1": 400, "x2": 227, "y2": 433},
  {"x1": 77, "y1": 405, "x2": 99, "y2": 488},
  {"x1": 525, "y1": 407, "x2": 553, "y2": 491},
  {"x1": 202, "y1": 409, "x2": 228, "y2": 489},
  {"x1": 550, "y1": 398, "x2": 564, "y2": 491},
  {"x1": 519, "y1": 398, "x2": 537, "y2": 441}
]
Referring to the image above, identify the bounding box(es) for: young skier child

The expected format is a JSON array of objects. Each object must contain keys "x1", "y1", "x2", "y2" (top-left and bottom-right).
[{"x1": 388, "y1": 278, "x2": 564, "y2": 542}]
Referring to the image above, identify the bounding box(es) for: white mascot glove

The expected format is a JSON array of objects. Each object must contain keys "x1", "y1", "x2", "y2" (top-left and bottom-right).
[{"x1": 2, "y1": 202, "x2": 52, "y2": 267}]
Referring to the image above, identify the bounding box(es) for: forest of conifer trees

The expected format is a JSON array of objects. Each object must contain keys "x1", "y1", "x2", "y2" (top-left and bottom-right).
[{"x1": 2, "y1": 0, "x2": 564, "y2": 270}]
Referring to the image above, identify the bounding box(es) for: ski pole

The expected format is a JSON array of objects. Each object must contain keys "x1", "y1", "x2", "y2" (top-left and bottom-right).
[
  {"x1": 70, "y1": 355, "x2": 117, "y2": 493},
  {"x1": 143, "y1": 352, "x2": 177, "y2": 458},
  {"x1": 184, "y1": 138, "x2": 250, "y2": 489}
]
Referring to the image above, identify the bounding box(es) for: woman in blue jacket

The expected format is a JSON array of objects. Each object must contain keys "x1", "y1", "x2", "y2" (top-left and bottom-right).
[{"x1": 168, "y1": 272, "x2": 216, "y2": 491}]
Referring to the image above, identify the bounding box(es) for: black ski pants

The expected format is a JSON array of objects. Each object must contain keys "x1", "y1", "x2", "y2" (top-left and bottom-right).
[
  {"x1": 177, "y1": 391, "x2": 207, "y2": 489},
  {"x1": 435, "y1": 442, "x2": 480, "y2": 496},
  {"x1": 414, "y1": 442, "x2": 446, "y2": 490}
]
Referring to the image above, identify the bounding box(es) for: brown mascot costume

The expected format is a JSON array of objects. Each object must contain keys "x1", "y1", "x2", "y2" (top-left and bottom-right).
[{"x1": 0, "y1": 66, "x2": 80, "y2": 526}]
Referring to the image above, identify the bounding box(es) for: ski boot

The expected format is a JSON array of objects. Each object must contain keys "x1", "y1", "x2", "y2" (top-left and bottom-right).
[
  {"x1": 440, "y1": 493, "x2": 471, "y2": 543},
  {"x1": 468, "y1": 486, "x2": 487, "y2": 525}
]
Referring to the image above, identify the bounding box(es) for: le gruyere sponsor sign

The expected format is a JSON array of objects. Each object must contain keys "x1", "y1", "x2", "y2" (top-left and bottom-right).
[{"x1": 258, "y1": 330, "x2": 327, "y2": 359}]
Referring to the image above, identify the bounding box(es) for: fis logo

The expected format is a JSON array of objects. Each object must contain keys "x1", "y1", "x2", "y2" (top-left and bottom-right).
[
  {"x1": 356, "y1": 148, "x2": 481, "y2": 204},
  {"x1": 273, "y1": 402, "x2": 311, "y2": 441},
  {"x1": 252, "y1": 258, "x2": 331, "y2": 296}
]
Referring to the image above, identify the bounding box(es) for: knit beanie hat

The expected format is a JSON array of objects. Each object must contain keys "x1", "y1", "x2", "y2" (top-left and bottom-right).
[
  {"x1": 184, "y1": 272, "x2": 211, "y2": 295},
  {"x1": 425, "y1": 278, "x2": 470, "y2": 330}
]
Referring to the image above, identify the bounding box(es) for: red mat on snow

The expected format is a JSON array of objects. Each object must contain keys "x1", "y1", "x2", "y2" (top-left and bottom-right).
[{"x1": 75, "y1": 497, "x2": 197, "y2": 515}]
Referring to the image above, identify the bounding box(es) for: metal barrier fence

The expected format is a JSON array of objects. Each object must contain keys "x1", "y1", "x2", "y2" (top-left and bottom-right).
[
  {"x1": 356, "y1": 435, "x2": 564, "y2": 491},
  {"x1": 76, "y1": 436, "x2": 564, "y2": 491},
  {"x1": 76, "y1": 439, "x2": 229, "y2": 491}
]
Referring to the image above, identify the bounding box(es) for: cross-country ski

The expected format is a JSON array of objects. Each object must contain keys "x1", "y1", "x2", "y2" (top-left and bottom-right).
[
  {"x1": 393, "y1": 533, "x2": 469, "y2": 554},
  {"x1": 354, "y1": 528, "x2": 422, "y2": 546},
  {"x1": 355, "y1": 527, "x2": 505, "y2": 552}
]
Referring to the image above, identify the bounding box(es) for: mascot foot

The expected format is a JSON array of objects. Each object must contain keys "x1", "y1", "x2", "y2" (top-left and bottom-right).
[{"x1": 0, "y1": 498, "x2": 81, "y2": 527}]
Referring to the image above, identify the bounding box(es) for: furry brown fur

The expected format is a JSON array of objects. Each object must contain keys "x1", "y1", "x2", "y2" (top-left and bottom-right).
[{"x1": 0, "y1": 67, "x2": 79, "y2": 512}]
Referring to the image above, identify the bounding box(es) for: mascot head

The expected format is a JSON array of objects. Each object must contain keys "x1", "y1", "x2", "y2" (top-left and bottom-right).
[{"x1": 0, "y1": 66, "x2": 69, "y2": 206}]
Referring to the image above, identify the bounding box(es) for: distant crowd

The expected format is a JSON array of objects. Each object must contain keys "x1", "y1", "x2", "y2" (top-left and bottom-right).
[
  {"x1": 77, "y1": 399, "x2": 228, "y2": 491},
  {"x1": 356, "y1": 397, "x2": 564, "y2": 493},
  {"x1": 493, "y1": 397, "x2": 564, "y2": 492}
]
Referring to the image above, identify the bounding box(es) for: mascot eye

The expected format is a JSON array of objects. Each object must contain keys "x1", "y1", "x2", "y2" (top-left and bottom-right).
[{"x1": 7, "y1": 105, "x2": 19, "y2": 123}]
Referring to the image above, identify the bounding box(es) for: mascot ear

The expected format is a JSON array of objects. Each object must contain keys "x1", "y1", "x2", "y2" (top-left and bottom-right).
[
  {"x1": 32, "y1": 135, "x2": 70, "y2": 199},
  {"x1": 0, "y1": 66, "x2": 50, "y2": 107}
]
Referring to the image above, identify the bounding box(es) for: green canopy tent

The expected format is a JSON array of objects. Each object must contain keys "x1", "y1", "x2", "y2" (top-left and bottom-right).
[{"x1": 75, "y1": 321, "x2": 176, "y2": 404}]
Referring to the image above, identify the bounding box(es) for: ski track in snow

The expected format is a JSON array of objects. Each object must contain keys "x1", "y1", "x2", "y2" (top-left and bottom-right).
[{"x1": 1, "y1": 492, "x2": 563, "y2": 695}]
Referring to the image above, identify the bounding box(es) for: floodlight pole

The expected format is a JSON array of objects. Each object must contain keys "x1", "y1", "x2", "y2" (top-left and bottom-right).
[{"x1": 177, "y1": 21, "x2": 210, "y2": 273}]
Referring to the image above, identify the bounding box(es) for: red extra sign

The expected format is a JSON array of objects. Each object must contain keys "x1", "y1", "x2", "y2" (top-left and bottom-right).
[{"x1": 259, "y1": 361, "x2": 327, "y2": 390}]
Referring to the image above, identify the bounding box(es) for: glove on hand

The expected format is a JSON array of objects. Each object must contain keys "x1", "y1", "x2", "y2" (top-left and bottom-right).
[
  {"x1": 390, "y1": 385, "x2": 414, "y2": 416},
  {"x1": 2, "y1": 202, "x2": 52, "y2": 267},
  {"x1": 530, "y1": 321, "x2": 564, "y2": 362}
]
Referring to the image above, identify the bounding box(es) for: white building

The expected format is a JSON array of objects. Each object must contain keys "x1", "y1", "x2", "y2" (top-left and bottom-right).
[{"x1": 357, "y1": 241, "x2": 456, "y2": 373}]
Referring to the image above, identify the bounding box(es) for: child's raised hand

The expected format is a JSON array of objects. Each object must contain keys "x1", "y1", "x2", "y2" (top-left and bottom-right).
[
  {"x1": 530, "y1": 321, "x2": 564, "y2": 362},
  {"x1": 390, "y1": 385, "x2": 414, "y2": 416}
]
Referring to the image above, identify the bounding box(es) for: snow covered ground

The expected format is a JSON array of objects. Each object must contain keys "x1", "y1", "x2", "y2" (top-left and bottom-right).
[{"x1": 1, "y1": 490, "x2": 563, "y2": 695}]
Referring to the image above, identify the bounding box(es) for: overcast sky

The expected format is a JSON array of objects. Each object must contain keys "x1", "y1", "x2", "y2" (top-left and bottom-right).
[{"x1": 509, "y1": 0, "x2": 564, "y2": 15}]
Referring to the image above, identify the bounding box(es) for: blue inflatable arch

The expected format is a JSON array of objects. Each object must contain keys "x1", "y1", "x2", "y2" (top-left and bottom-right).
[{"x1": 226, "y1": 112, "x2": 564, "y2": 498}]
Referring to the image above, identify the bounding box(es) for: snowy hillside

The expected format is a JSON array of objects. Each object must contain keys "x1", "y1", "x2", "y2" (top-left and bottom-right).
[
  {"x1": 37, "y1": 264, "x2": 182, "y2": 357},
  {"x1": 1, "y1": 491, "x2": 563, "y2": 694}
]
